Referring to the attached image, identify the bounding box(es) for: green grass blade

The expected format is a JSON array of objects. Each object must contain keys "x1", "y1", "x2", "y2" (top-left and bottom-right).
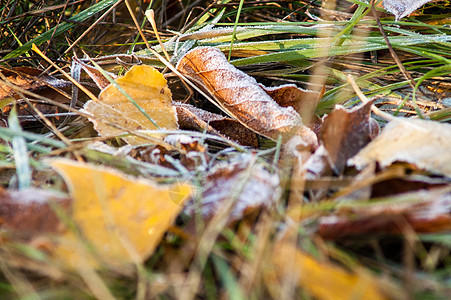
[{"x1": 3, "y1": 0, "x2": 120, "y2": 60}]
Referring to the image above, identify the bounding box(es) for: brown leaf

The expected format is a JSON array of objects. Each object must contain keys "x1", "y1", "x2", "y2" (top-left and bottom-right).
[
  {"x1": 176, "y1": 47, "x2": 304, "y2": 141},
  {"x1": 261, "y1": 84, "x2": 318, "y2": 113},
  {"x1": 73, "y1": 56, "x2": 116, "y2": 90},
  {"x1": 319, "y1": 100, "x2": 379, "y2": 174},
  {"x1": 175, "y1": 102, "x2": 259, "y2": 147},
  {"x1": 317, "y1": 187, "x2": 451, "y2": 239},
  {"x1": 348, "y1": 118, "x2": 451, "y2": 177},
  {"x1": 0, "y1": 67, "x2": 72, "y2": 127},
  {"x1": 383, "y1": 0, "x2": 435, "y2": 20},
  {"x1": 0, "y1": 67, "x2": 69, "y2": 100},
  {"x1": 132, "y1": 134, "x2": 207, "y2": 171},
  {"x1": 184, "y1": 154, "x2": 280, "y2": 225},
  {"x1": 0, "y1": 187, "x2": 70, "y2": 240}
]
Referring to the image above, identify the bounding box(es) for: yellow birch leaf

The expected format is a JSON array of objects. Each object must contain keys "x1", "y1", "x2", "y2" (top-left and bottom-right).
[
  {"x1": 270, "y1": 242, "x2": 389, "y2": 300},
  {"x1": 48, "y1": 159, "x2": 191, "y2": 268},
  {"x1": 83, "y1": 65, "x2": 178, "y2": 145}
]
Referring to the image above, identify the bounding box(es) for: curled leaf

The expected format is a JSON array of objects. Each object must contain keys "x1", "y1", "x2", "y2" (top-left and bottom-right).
[
  {"x1": 176, "y1": 47, "x2": 303, "y2": 141},
  {"x1": 175, "y1": 102, "x2": 259, "y2": 147},
  {"x1": 320, "y1": 100, "x2": 379, "y2": 174},
  {"x1": 317, "y1": 187, "x2": 451, "y2": 239},
  {"x1": 348, "y1": 118, "x2": 451, "y2": 177}
]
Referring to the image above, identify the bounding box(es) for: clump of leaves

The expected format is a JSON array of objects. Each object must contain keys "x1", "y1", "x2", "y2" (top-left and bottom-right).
[{"x1": 0, "y1": 0, "x2": 450, "y2": 299}]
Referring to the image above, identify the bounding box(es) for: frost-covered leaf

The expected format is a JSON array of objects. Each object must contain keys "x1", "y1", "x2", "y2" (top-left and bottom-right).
[
  {"x1": 175, "y1": 102, "x2": 259, "y2": 147},
  {"x1": 176, "y1": 47, "x2": 308, "y2": 142},
  {"x1": 82, "y1": 65, "x2": 178, "y2": 145},
  {"x1": 184, "y1": 154, "x2": 280, "y2": 224},
  {"x1": 348, "y1": 118, "x2": 451, "y2": 177},
  {"x1": 0, "y1": 187, "x2": 70, "y2": 239},
  {"x1": 49, "y1": 159, "x2": 191, "y2": 268},
  {"x1": 383, "y1": 0, "x2": 435, "y2": 21},
  {"x1": 319, "y1": 100, "x2": 379, "y2": 174},
  {"x1": 317, "y1": 187, "x2": 451, "y2": 239}
]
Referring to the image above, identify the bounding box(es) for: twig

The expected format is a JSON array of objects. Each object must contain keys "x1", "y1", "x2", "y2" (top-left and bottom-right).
[{"x1": 347, "y1": 74, "x2": 396, "y2": 121}]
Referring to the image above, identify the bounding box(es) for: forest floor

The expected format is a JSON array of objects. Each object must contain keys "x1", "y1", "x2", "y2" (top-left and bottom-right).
[{"x1": 0, "y1": 0, "x2": 450, "y2": 299}]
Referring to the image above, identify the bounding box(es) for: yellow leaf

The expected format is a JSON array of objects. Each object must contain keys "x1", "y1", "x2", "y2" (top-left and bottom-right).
[
  {"x1": 83, "y1": 65, "x2": 178, "y2": 145},
  {"x1": 48, "y1": 159, "x2": 191, "y2": 268},
  {"x1": 270, "y1": 242, "x2": 389, "y2": 300}
]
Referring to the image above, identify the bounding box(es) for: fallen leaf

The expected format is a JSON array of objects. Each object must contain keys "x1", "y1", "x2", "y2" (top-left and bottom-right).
[
  {"x1": 383, "y1": 0, "x2": 435, "y2": 21},
  {"x1": 319, "y1": 100, "x2": 379, "y2": 175},
  {"x1": 175, "y1": 102, "x2": 259, "y2": 147},
  {"x1": 317, "y1": 187, "x2": 451, "y2": 239},
  {"x1": 176, "y1": 47, "x2": 305, "y2": 141},
  {"x1": 82, "y1": 65, "x2": 178, "y2": 145},
  {"x1": 73, "y1": 56, "x2": 115, "y2": 90},
  {"x1": 133, "y1": 134, "x2": 207, "y2": 171},
  {"x1": 348, "y1": 118, "x2": 451, "y2": 177},
  {"x1": 48, "y1": 158, "x2": 191, "y2": 268},
  {"x1": 261, "y1": 84, "x2": 318, "y2": 114},
  {"x1": 184, "y1": 154, "x2": 280, "y2": 225},
  {"x1": 270, "y1": 242, "x2": 389, "y2": 300},
  {"x1": 0, "y1": 67, "x2": 69, "y2": 100},
  {"x1": 0, "y1": 187, "x2": 70, "y2": 240}
]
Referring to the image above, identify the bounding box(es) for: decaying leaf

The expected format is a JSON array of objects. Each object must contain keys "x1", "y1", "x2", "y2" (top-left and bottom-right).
[
  {"x1": 348, "y1": 118, "x2": 451, "y2": 177},
  {"x1": 184, "y1": 154, "x2": 280, "y2": 225},
  {"x1": 48, "y1": 159, "x2": 191, "y2": 268},
  {"x1": 317, "y1": 187, "x2": 451, "y2": 239},
  {"x1": 270, "y1": 242, "x2": 389, "y2": 300},
  {"x1": 132, "y1": 134, "x2": 207, "y2": 171},
  {"x1": 383, "y1": 0, "x2": 435, "y2": 21},
  {"x1": 175, "y1": 102, "x2": 259, "y2": 147},
  {"x1": 0, "y1": 67, "x2": 69, "y2": 101},
  {"x1": 176, "y1": 47, "x2": 312, "y2": 142},
  {"x1": 0, "y1": 187, "x2": 70, "y2": 240},
  {"x1": 82, "y1": 65, "x2": 178, "y2": 145},
  {"x1": 319, "y1": 100, "x2": 379, "y2": 174}
]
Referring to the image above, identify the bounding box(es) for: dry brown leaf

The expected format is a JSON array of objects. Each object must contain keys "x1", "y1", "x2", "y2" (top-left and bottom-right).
[
  {"x1": 317, "y1": 187, "x2": 451, "y2": 239},
  {"x1": 184, "y1": 154, "x2": 280, "y2": 225},
  {"x1": 0, "y1": 67, "x2": 69, "y2": 100},
  {"x1": 132, "y1": 134, "x2": 207, "y2": 171},
  {"x1": 0, "y1": 187, "x2": 70, "y2": 240},
  {"x1": 383, "y1": 0, "x2": 435, "y2": 20},
  {"x1": 270, "y1": 242, "x2": 389, "y2": 300},
  {"x1": 261, "y1": 84, "x2": 318, "y2": 113},
  {"x1": 82, "y1": 65, "x2": 178, "y2": 145},
  {"x1": 175, "y1": 102, "x2": 259, "y2": 147},
  {"x1": 348, "y1": 118, "x2": 451, "y2": 177},
  {"x1": 319, "y1": 100, "x2": 379, "y2": 175},
  {"x1": 73, "y1": 56, "x2": 115, "y2": 90},
  {"x1": 176, "y1": 47, "x2": 309, "y2": 142}
]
